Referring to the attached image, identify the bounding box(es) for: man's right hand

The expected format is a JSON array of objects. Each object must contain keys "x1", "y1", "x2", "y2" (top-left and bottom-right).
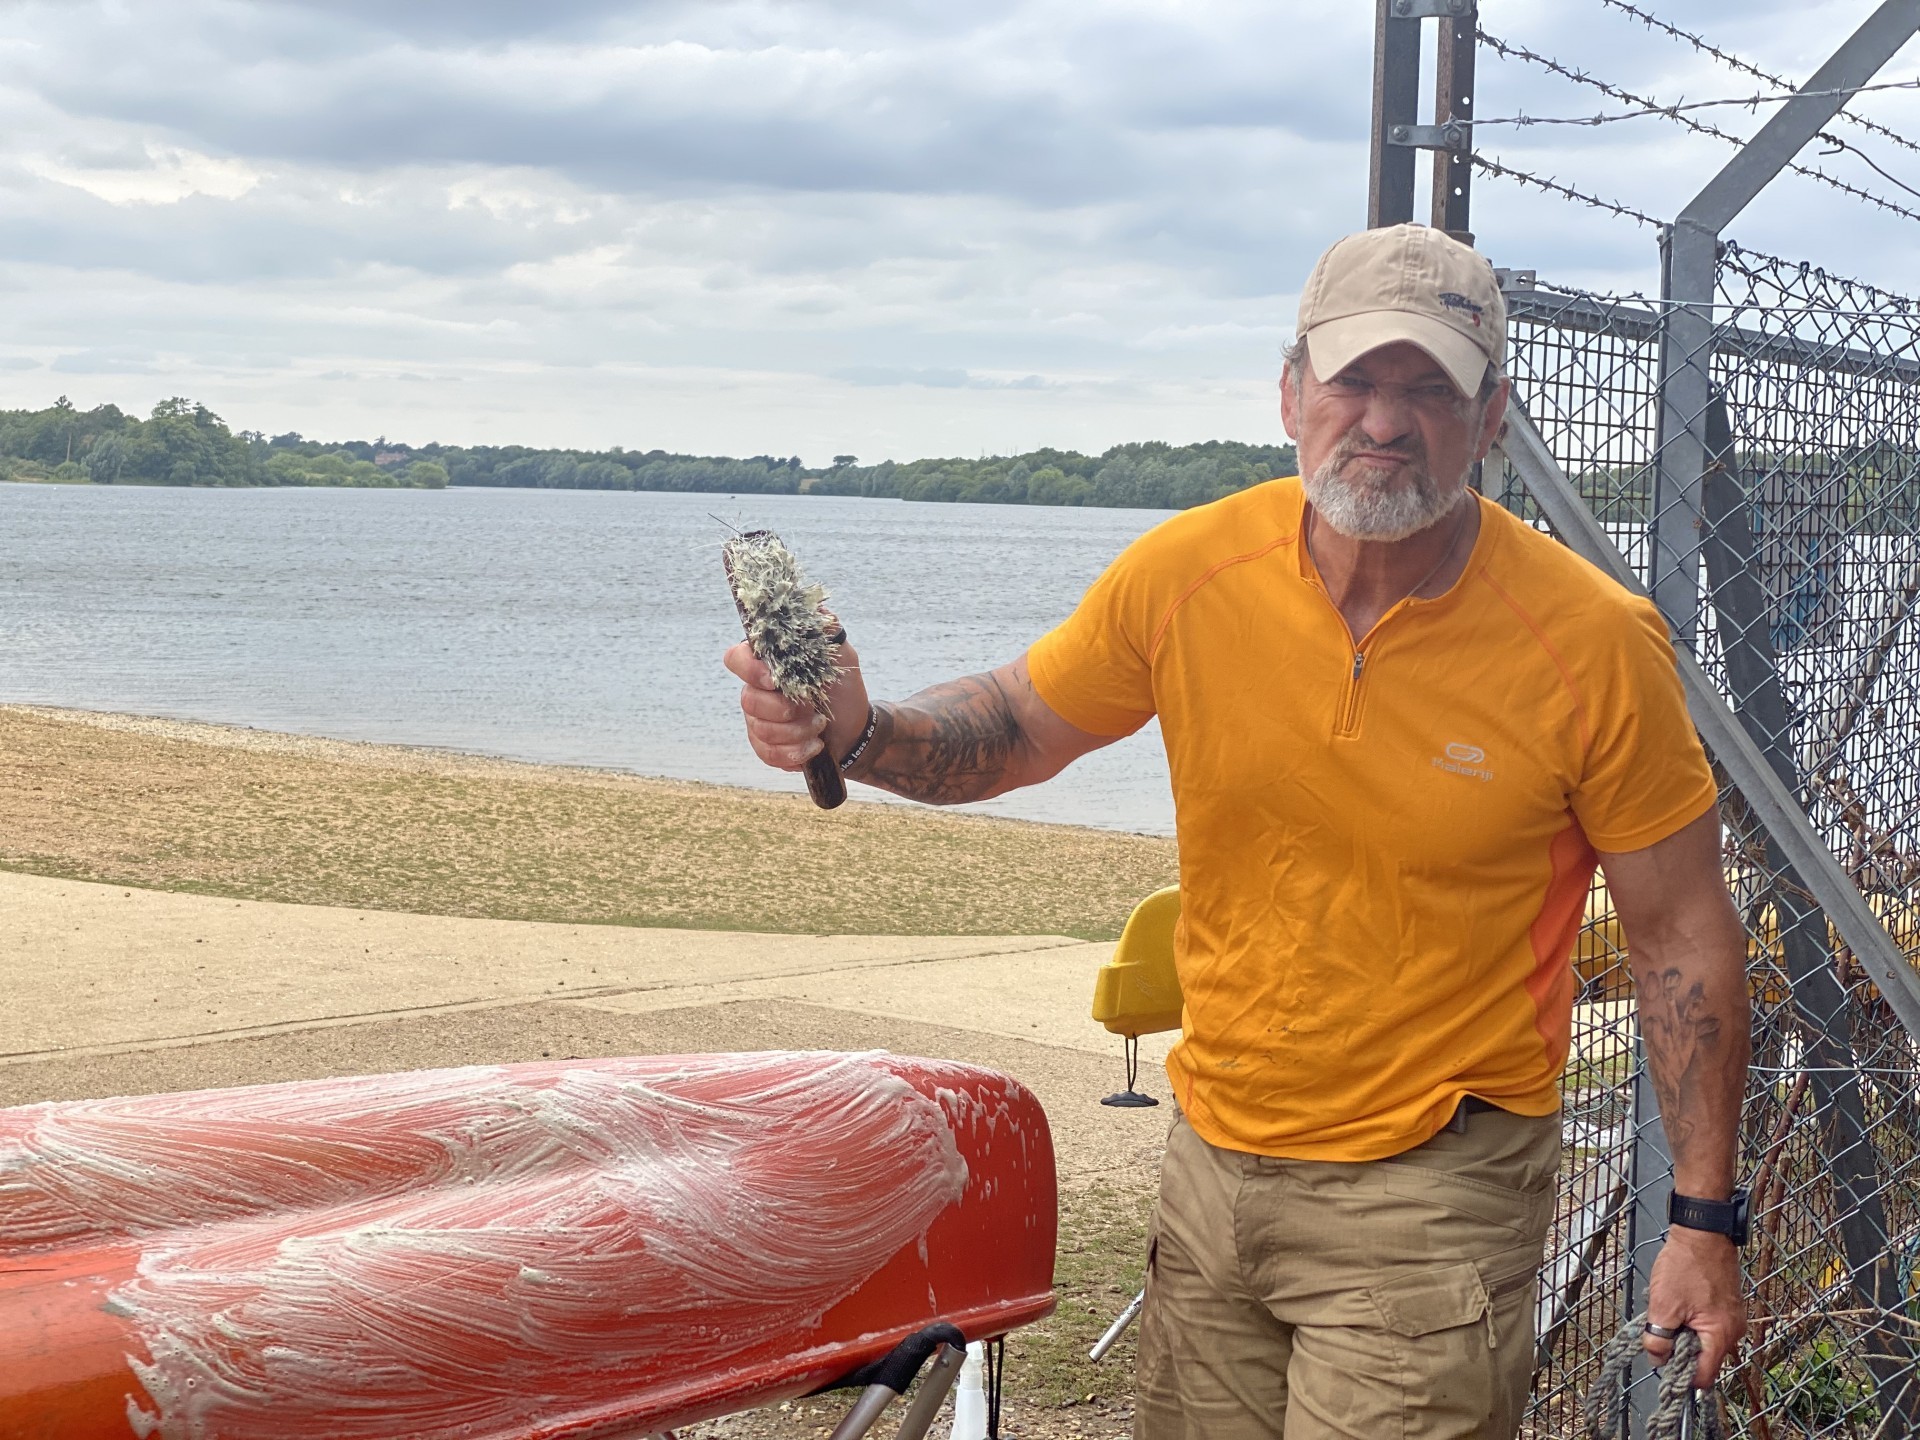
[{"x1": 724, "y1": 636, "x2": 873, "y2": 774}]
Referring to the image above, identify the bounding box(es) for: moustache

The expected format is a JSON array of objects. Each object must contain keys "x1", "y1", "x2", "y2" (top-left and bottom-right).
[{"x1": 1327, "y1": 430, "x2": 1427, "y2": 471}]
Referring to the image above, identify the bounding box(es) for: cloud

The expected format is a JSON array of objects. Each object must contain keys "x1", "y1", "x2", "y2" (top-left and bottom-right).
[
  {"x1": 836, "y1": 366, "x2": 970, "y2": 389},
  {"x1": 50, "y1": 349, "x2": 163, "y2": 374},
  {"x1": 832, "y1": 365, "x2": 1062, "y2": 390},
  {"x1": 0, "y1": 0, "x2": 1913, "y2": 462},
  {"x1": 24, "y1": 143, "x2": 262, "y2": 205}
]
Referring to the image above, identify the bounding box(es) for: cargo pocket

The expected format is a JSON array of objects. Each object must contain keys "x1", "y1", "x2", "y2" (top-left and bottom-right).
[
  {"x1": 1370, "y1": 1260, "x2": 1490, "y2": 1338},
  {"x1": 1367, "y1": 1261, "x2": 1498, "y2": 1431}
]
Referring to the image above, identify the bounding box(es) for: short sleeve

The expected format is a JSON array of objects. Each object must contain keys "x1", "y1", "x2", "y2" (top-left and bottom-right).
[
  {"x1": 1570, "y1": 598, "x2": 1720, "y2": 852},
  {"x1": 1026, "y1": 542, "x2": 1160, "y2": 738}
]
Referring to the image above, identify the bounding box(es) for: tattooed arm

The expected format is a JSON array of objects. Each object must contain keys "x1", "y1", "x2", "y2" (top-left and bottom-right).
[
  {"x1": 1599, "y1": 807, "x2": 1751, "y2": 1387},
  {"x1": 724, "y1": 640, "x2": 1118, "y2": 804}
]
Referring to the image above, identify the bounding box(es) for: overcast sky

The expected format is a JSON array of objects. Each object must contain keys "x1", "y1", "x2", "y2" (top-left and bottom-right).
[{"x1": 4, "y1": 0, "x2": 1919, "y2": 463}]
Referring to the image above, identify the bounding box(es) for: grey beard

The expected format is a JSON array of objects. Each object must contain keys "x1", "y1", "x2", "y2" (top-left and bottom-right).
[{"x1": 1304, "y1": 455, "x2": 1457, "y2": 542}]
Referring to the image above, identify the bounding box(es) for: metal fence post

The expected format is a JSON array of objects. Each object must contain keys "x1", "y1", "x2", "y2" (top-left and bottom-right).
[
  {"x1": 1430, "y1": 6, "x2": 1475, "y2": 241},
  {"x1": 1368, "y1": 0, "x2": 1422, "y2": 227}
]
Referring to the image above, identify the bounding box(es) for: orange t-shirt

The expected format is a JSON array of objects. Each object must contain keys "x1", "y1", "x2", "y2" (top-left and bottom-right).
[{"x1": 1027, "y1": 477, "x2": 1717, "y2": 1161}]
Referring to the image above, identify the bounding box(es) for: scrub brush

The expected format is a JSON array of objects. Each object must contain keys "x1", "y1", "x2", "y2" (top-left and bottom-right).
[{"x1": 722, "y1": 528, "x2": 848, "y2": 810}]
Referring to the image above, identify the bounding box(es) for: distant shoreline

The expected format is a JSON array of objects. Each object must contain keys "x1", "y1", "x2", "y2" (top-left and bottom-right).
[{"x1": 1, "y1": 395, "x2": 1294, "y2": 509}]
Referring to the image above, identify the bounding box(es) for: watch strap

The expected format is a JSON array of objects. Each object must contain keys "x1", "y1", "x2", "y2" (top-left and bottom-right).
[{"x1": 1669, "y1": 1189, "x2": 1751, "y2": 1246}]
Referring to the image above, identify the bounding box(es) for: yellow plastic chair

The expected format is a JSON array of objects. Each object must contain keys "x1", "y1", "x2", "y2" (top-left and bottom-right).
[
  {"x1": 1090, "y1": 886, "x2": 1184, "y2": 1107},
  {"x1": 1086, "y1": 887, "x2": 1185, "y2": 1363}
]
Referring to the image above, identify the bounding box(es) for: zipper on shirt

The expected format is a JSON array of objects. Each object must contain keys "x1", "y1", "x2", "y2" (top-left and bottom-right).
[{"x1": 1335, "y1": 649, "x2": 1367, "y2": 737}]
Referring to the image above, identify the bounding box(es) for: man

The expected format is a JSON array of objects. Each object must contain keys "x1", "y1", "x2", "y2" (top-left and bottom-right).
[{"x1": 725, "y1": 224, "x2": 1748, "y2": 1438}]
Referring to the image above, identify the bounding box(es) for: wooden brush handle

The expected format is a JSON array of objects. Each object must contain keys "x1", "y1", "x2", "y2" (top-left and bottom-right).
[{"x1": 804, "y1": 743, "x2": 847, "y2": 810}]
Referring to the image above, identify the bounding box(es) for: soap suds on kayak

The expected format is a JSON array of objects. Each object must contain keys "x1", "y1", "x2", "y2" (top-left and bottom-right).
[{"x1": 2, "y1": 1053, "x2": 978, "y2": 1440}]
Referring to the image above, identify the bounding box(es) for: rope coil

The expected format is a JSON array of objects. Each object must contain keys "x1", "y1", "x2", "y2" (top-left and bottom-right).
[{"x1": 1582, "y1": 1315, "x2": 1721, "y2": 1440}]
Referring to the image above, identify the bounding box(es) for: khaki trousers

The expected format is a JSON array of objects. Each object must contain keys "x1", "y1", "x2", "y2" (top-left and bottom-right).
[{"x1": 1134, "y1": 1108, "x2": 1560, "y2": 1440}]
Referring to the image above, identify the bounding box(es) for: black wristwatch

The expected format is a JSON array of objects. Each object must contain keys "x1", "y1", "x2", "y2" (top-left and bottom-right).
[{"x1": 1669, "y1": 1189, "x2": 1750, "y2": 1246}]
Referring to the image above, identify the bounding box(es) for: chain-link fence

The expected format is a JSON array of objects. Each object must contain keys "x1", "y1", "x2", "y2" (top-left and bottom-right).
[{"x1": 1496, "y1": 246, "x2": 1920, "y2": 1436}]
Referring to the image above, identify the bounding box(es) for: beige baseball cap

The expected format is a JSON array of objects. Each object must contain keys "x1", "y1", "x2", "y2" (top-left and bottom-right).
[{"x1": 1295, "y1": 223, "x2": 1506, "y2": 396}]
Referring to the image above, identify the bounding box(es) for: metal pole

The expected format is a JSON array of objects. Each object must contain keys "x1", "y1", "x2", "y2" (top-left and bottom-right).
[
  {"x1": 1650, "y1": 0, "x2": 1920, "y2": 642},
  {"x1": 1620, "y1": 1036, "x2": 1673, "y2": 1431},
  {"x1": 889, "y1": 1343, "x2": 967, "y2": 1440},
  {"x1": 1430, "y1": 10, "x2": 1476, "y2": 240},
  {"x1": 1368, "y1": 0, "x2": 1421, "y2": 227}
]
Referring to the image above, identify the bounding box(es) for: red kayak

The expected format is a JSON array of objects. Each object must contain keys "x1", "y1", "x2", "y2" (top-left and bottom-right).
[{"x1": 0, "y1": 1052, "x2": 1057, "y2": 1439}]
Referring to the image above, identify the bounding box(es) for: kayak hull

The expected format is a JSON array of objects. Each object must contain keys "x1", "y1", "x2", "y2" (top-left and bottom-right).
[{"x1": 0, "y1": 1052, "x2": 1057, "y2": 1440}]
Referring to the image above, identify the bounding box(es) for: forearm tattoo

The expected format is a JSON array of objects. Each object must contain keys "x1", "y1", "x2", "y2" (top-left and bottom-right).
[
  {"x1": 849, "y1": 673, "x2": 1027, "y2": 804},
  {"x1": 1637, "y1": 962, "x2": 1744, "y2": 1187}
]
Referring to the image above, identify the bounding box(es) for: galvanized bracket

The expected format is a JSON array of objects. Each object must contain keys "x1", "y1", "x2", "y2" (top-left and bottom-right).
[
  {"x1": 1389, "y1": 0, "x2": 1474, "y2": 17},
  {"x1": 1387, "y1": 120, "x2": 1470, "y2": 150}
]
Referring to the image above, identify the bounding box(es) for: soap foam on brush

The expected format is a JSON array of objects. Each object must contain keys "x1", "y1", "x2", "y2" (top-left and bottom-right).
[{"x1": 722, "y1": 530, "x2": 843, "y2": 713}]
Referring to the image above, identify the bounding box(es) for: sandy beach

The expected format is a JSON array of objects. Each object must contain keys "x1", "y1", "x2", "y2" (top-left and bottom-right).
[
  {"x1": 0, "y1": 704, "x2": 1176, "y2": 938},
  {"x1": 2, "y1": 704, "x2": 1176, "y2": 1436}
]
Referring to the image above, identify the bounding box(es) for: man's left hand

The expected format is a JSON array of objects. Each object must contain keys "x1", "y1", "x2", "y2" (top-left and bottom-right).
[{"x1": 1641, "y1": 1226, "x2": 1746, "y2": 1386}]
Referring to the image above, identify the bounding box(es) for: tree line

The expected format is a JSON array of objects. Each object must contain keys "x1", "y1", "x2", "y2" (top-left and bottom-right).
[
  {"x1": 0, "y1": 396, "x2": 1299, "y2": 511},
  {"x1": 0, "y1": 398, "x2": 449, "y2": 489}
]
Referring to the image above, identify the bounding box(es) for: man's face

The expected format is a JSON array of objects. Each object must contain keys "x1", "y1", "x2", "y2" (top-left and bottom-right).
[{"x1": 1280, "y1": 340, "x2": 1508, "y2": 541}]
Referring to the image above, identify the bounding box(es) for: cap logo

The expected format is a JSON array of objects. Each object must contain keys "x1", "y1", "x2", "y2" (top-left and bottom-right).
[{"x1": 1438, "y1": 291, "x2": 1483, "y2": 327}]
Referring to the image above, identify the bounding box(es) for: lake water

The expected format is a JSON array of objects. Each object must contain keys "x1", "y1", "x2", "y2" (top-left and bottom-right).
[{"x1": 0, "y1": 485, "x2": 1177, "y2": 834}]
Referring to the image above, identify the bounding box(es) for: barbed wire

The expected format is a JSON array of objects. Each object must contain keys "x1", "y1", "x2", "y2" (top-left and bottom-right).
[
  {"x1": 1468, "y1": 152, "x2": 1664, "y2": 229},
  {"x1": 1595, "y1": 0, "x2": 1920, "y2": 158},
  {"x1": 1465, "y1": 230, "x2": 1920, "y2": 317},
  {"x1": 1478, "y1": 28, "x2": 1920, "y2": 227},
  {"x1": 1467, "y1": 161, "x2": 1920, "y2": 310},
  {"x1": 1484, "y1": 264, "x2": 1920, "y2": 320},
  {"x1": 1473, "y1": 76, "x2": 1920, "y2": 130}
]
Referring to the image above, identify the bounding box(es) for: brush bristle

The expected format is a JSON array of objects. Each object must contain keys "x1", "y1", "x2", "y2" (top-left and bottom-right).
[{"x1": 723, "y1": 531, "x2": 843, "y2": 710}]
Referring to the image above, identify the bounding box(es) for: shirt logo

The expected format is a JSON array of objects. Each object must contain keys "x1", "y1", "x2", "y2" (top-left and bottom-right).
[
  {"x1": 1439, "y1": 291, "x2": 1484, "y2": 328},
  {"x1": 1433, "y1": 741, "x2": 1493, "y2": 782}
]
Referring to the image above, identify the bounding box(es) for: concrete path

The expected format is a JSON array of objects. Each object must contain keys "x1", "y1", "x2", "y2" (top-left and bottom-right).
[{"x1": 1, "y1": 870, "x2": 1178, "y2": 1189}]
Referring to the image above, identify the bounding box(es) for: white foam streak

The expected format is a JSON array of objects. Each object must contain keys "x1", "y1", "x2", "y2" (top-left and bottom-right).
[{"x1": 3, "y1": 1052, "x2": 970, "y2": 1440}]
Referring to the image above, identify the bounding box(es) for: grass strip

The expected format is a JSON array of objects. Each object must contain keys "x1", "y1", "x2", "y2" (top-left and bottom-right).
[{"x1": 0, "y1": 706, "x2": 1177, "y2": 939}]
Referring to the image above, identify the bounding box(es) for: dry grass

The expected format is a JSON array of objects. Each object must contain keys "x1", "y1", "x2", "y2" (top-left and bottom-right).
[{"x1": 0, "y1": 705, "x2": 1177, "y2": 939}]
